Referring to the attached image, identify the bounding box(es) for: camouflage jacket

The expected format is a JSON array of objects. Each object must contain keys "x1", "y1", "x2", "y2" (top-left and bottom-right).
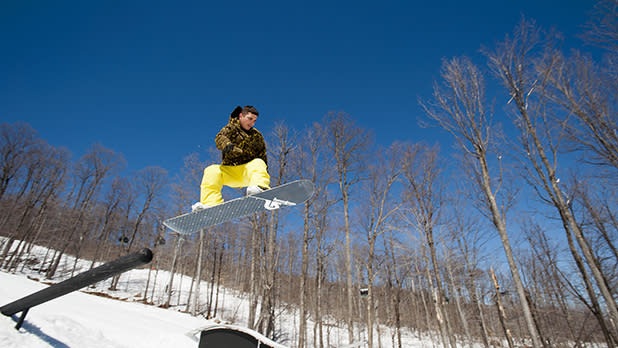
[{"x1": 215, "y1": 115, "x2": 268, "y2": 167}]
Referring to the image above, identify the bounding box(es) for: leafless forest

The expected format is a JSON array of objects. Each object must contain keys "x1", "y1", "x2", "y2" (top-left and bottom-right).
[{"x1": 1, "y1": 3, "x2": 617, "y2": 348}]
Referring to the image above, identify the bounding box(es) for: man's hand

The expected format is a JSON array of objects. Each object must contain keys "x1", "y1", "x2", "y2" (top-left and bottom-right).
[
  {"x1": 223, "y1": 144, "x2": 243, "y2": 156},
  {"x1": 192, "y1": 202, "x2": 208, "y2": 212}
]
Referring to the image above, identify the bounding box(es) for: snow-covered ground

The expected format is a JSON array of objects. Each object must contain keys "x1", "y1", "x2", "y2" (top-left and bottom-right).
[
  {"x1": 0, "y1": 242, "x2": 433, "y2": 347},
  {"x1": 1, "y1": 241, "x2": 607, "y2": 347},
  {"x1": 1, "y1": 271, "x2": 209, "y2": 348}
]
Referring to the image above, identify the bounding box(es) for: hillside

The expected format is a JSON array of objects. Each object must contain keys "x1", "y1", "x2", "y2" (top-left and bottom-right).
[{"x1": 0, "y1": 243, "x2": 430, "y2": 348}]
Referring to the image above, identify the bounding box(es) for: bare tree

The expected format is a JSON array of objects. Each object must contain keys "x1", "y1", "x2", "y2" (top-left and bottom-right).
[
  {"x1": 0, "y1": 122, "x2": 42, "y2": 201},
  {"x1": 170, "y1": 152, "x2": 208, "y2": 216},
  {"x1": 90, "y1": 177, "x2": 129, "y2": 269},
  {"x1": 0, "y1": 124, "x2": 49, "y2": 243},
  {"x1": 311, "y1": 196, "x2": 338, "y2": 348},
  {"x1": 109, "y1": 166, "x2": 167, "y2": 290},
  {"x1": 358, "y1": 143, "x2": 403, "y2": 348},
  {"x1": 46, "y1": 143, "x2": 123, "y2": 279},
  {"x1": 420, "y1": 55, "x2": 544, "y2": 347},
  {"x1": 324, "y1": 111, "x2": 371, "y2": 343},
  {"x1": 443, "y1": 251, "x2": 472, "y2": 347},
  {"x1": 543, "y1": 49, "x2": 618, "y2": 172},
  {"x1": 490, "y1": 267, "x2": 516, "y2": 348},
  {"x1": 254, "y1": 122, "x2": 295, "y2": 338},
  {"x1": 581, "y1": 0, "x2": 618, "y2": 53},
  {"x1": 521, "y1": 220, "x2": 594, "y2": 346},
  {"x1": 447, "y1": 205, "x2": 492, "y2": 348},
  {"x1": 402, "y1": 143, "x2": 457, "y2": 348},
  {"x1": 247, "y1": 215, "x2": 266, "y2": 330},
  {"x1": 485, "y1": 19, "x2": 618, "y2": 337},
  {"x1": 292, "y1": 121, "x2": 336, "y2": 348},
  {"x1": 125, "y1": 166, "x2": 167, "y2": 253},
  {"x1": 1, "y1": 143, "x2": 69, "y2": 270},
  {"x1": 164, "y1": 233, "x2": 184, "y2": 308},
  {"x1": 168, "y1": 152, "x2": 209, "y2": 314}
]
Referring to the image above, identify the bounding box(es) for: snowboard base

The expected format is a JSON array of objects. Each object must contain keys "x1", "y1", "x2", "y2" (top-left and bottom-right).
[{"x1": 163, "y1": 180, "x2": 314, "y2": 234}]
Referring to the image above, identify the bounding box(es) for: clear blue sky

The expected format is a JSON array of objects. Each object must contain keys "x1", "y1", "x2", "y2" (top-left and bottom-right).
[{"x1": 1, "y1": 1, "x2": 596, "y2": 174}]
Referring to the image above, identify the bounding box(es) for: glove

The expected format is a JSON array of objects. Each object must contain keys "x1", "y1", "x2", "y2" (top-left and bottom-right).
[
  {"x1": 192, "y1": 202, "x2": 208, "y2": 212},
  {"x1": 230, "y1": 106, "x2": 242, "y2": 119},
  {"x1": 223, "y1": 144, "x2": 243, "y2": 156}
]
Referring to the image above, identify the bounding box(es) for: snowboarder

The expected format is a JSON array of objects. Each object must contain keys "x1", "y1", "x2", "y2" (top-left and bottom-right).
[{"x1": 192, "y1": 105, "x2": 270, "y2": 211}]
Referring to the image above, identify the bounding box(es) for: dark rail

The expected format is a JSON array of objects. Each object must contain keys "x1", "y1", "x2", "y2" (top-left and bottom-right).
[{"x1": 1, "y1": 248, "x2": 153, "y2": 329}]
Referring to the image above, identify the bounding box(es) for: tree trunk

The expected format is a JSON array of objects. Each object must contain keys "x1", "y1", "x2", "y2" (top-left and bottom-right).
[
  {"x1": 343, "y1": 188, "x2": 355, "y2": 344},
  {"x1": 478, "y1": 155, "x2": 543, "y2": 348},
  {"x1": 165, "y1": 235, "x2": 183, "y2": 308},
  {"x1": 298, "y1": 204, "x2": 310, "y2": 348},
  {"x1": 445, "y1": 259, "x2": 472, "y2": 347},
  {"x1": 191, "y1": 228, "x2": 205, "y2": 316},
  {"x1": 247, "y1": 219, "x2": 259, "y2": 330},
  {"x1": 491, "y1": 268, "x2": 515, "y2": 348}
]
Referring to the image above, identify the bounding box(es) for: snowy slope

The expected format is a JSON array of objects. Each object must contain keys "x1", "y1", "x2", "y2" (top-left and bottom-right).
[
  {"x1": 1, "y1": 272, "x2": 209, "y2": 348},
  {"x1": 0, "y1": 269, "x2": 437, "y2": 348},
  {"x1": 0, "y1": 241, "x2": 432, "y2": 347}
]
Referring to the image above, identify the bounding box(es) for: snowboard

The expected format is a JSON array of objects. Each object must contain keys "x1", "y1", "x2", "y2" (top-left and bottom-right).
[{"x1": 163, "y1": 180, "x2": 315, "y2": 234}]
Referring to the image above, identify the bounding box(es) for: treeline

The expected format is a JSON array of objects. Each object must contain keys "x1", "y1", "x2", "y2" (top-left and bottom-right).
[
  {"x1": 0, "y1": 128, "x2": 169, "y2": 282},
  {"x1": 1, "y1": 7, "x2": 617, "y2": 348}
]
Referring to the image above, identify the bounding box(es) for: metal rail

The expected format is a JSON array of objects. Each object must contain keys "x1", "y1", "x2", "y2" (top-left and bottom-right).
[{"x1": 1, "y1": 248, "x2": 153, "y2": 329}]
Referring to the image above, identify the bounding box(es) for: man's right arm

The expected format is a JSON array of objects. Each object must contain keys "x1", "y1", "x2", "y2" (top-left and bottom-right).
[
  {"x1": 215, "y1": 126, "x2": 243, "y2": 157},
  {"x1": 215, "y1": 125, "x2": 233, "y2": 151}
]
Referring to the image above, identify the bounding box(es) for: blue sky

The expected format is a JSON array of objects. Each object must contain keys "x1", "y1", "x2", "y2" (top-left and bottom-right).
[{"x1": 1, "y1": 1, "x2": 596, "y2": 174}]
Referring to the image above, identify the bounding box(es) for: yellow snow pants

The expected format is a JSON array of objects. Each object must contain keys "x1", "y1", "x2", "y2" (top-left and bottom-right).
[{"x1": 200, "y1": 158, "x2": 270, "y2": 206}]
